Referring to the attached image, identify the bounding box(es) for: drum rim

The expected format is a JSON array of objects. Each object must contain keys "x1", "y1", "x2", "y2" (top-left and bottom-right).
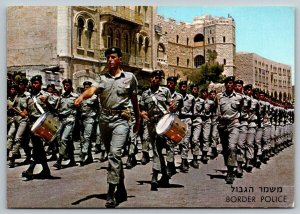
[
  {"x1": 49, "y1": 123, "x2": 63, "y2": 142},
  {"x1": 156, "y1": 113, "x2": 174, "y2": 135},
  {"x1": 31, "y1": 112, "x2": 49, "y2": 132}
]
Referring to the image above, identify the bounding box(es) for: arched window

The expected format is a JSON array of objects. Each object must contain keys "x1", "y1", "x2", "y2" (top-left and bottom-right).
[
  {"x1": 123, "y1": 33, "x2": 129, "y2": 53},
  {"x1": 138, "y1": 35, "x2": 143, "y2": 57},
  {"x1": 77, "y1": 18, "x2": 84, "y2": 47},
  {"x1": 115, "y1": 31, "x2": 121, "y2": 48},
  {"x1": 107, "y1": 28, "x2": 113, "y2": 48},
  {"x1": 194, "y1": 55, "x2": 205, "y2": 68},
  {"x1": 157, "y1": 43, "x2": 165, "y2": 60},
  {"x1": 194, "y1": 34, "x2": 204, "y2": 42},
  {"x1": 145, "y1": 37, "x2": 150, "y2": 62},
  {"x1": 87, "y1": 21, "x2": 94, "y2": 49}
]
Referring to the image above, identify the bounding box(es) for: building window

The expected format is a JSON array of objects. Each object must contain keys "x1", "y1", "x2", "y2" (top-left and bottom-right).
[
  {"x1": 144, "y1": 6, "x2": 148, "y2": 22},
  {"x1": 223, "y1": 59, "x2": 226, "y2": 65},
  {"x1": 187, "y1": 59, "x2": 190, "y2": 67},
  {"x1": 123, "y1": 34, "x2": 129, "y2": 53},
  {"x1": 77, "y1": 18, "x2": 84, "y2": 47},
  {"x1": 115, "y1": 31, "x2": 121, "y2": 48},
  {"x1": 194, "y1": 55, "x2": 205, "y2": 68},
  {"x1": 208, "y1": 38, "x2": 210, "y2": 44},
  {"x1": 177, "y1": 57, "x2": 179, "y2": 66},
  {"x1": 212, "y1": 37, "x2": 214, "y2": 44},
  {"x1": 107, "y1": 28, "x2": 113, "y2": 48},
  {"x1": 87, "y1": 21, "x2": 94, "y2": 49},
  {"x1": 187, "y1": 37, "x2": 189, "y2": 45},
  {"x1": 145, "y1": 37, "x2": 149, "y2": 62},
  {"x1": 176, "y1": 35, "x2": 179, "y2": 43},
  {"x1": 157, "y1": 43, "x2": 165, "y2": 60},
  {"x1": 223, "y1": 36, "x2": 226, "y2": 43},
  {"x1": 138, "y1": 35, "x2": 143, "y2": 57}
]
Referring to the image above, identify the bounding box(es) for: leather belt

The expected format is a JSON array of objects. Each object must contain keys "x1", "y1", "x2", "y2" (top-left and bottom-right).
[{"x1": 102, "y1": 108, "x2": 123, "y2": 115}]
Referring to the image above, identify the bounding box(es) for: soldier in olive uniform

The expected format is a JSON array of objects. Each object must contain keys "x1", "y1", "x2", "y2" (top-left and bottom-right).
[
  {"x1": 209, "y1": 90, "x2": 220, "y2": 159},
  {"x1": 75, "y1": 47, "x2": 140, "y2": 208},
  {"x1": 21, "y1": 75, "x2": 57, "y2": 180},
  {"x1": 140, "y1": 70, "x2": 176, "y2": 191},
  {"x1": 190, "y1": 83, "x2": 204, "y2": 168},
  {"x1": 165, "y1": 76, "x2": 183, "y2": 175},
  {"x1": 199, "y1": 88, "x2": 214, "y2": 164},
  {"x1": 243, "y1": 84, "x2": 259, "y2": 172},
  {"x1": 234, "y1": 80, "x2": 251, "y2": 178},
  {"x1": 218, "y1": 76, "x2": 243, "y2": 184},
  {"x1": 7, "y1": 79, "x2": 31, "y2": 168},
  {"x1": 178, "y1": 80, "x2": 194, "y2": 172},
  {"x1": 53, "y1": 79, "x2": 79, "y2": 169},
  {"x1": 79, "y1": 81, "x2": 99, "y2": 166}
]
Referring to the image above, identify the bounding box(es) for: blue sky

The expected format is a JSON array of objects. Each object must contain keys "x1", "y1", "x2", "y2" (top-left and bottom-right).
[{"x1": 157, "y1": 6, "x2": 295, "y2": 84}]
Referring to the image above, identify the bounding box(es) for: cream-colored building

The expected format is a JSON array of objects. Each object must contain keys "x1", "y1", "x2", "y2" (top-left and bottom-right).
[
  {"x1": 235, "y1": 52, "x2": 293, "y2": 101},
  {"x1": 7, "y1": 6, "x2": 238, "y2": 90}
]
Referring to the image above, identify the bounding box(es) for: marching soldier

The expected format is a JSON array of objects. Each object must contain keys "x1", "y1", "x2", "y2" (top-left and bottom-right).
[
  {"x1": 178, "y1": 80, "x2": 194, "y2": 172},
  {"x1": 199, "y1": 88, "x2": 214, "y2": 164},
  {"x1": 74, "y1": 47, "x2": 141, "y2": 208},
  {"x1": 209, "y1": 90, "x2": 220, "y2": 159},
  {"x1": 7, "y1": 79, "x2": 31, "y2": 168},
  {"x1": 190, "y1": 83, "x2": 204, "y2": 168},
  {"x1": 21, "y1": 75, "x2": 57, "y2": 180},
  {"x1": 217, "y1": 76, "x2": 243, "y2": 184},
  {"x1": 53, "y1": 79, "x2": 79, "y2": 169},
  {"x1": 243, "y1": 84, "x2": 258, "y2": 172},
  {"x1": 140, "y1": 70, "x2": 175, "y2": 191},
  {"x1": 79, "y1": 81, "x2": 99, "y2": 166},
  {"x1": 165, "y1": 76, "x2": 183, "y2": 175}
]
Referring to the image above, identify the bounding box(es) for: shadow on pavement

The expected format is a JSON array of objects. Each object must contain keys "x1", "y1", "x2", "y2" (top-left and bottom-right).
[{"x1": 136, "y1": 180, "x2": 184, "y2": 188}]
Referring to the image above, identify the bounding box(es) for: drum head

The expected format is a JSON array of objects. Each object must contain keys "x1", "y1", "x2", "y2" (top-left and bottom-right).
[
  {"x1": 156, "y1": 114, "x2": 174, "y2": 135},
  {"x1": 31, "y1": 113, "x2": 47, "y2": 132}
]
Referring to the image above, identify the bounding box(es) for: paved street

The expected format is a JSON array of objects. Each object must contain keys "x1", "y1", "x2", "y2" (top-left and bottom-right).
[{"x1": 7, "y1": 142, "x2": 295, "y2": 208}]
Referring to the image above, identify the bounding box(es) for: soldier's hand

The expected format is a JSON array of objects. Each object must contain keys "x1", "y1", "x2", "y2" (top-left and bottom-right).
[
  {"x1": 74, "y1": 96, "x2": 83, "y2": 107},
  {"x1": 140, "y1": 111, "x2": 149, "y2": 120},
  {"x1": 39, "y1": 95, "x2": 48, "y2": 103},
  {"x1": 20, "y1": 109, "x2": 28, "y2": 118}
]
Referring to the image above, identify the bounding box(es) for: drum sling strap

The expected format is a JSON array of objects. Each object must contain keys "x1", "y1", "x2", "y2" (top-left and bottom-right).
[
  {"x1": 33, "y1": 96, "x2": 45, "y2": 114},
  {"x1": 150, "y1": 94, "x2": 168, "y2": 115}
]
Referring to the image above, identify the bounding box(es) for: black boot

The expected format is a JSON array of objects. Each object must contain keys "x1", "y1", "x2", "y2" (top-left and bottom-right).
[
  {"x1": 190, "y1": 155, "x2": 199, "y2": 169},
  {"x1": 115, "y1": 180, "x2": 127, "y2": 204},
  {"x1": 141, "y1": 151, "x2": 150, "y2": 165},
  {"x1": 22, "y1": 163, "x2": 36, "y2": 181},
  {"x1": 244, "y1": 159, "x2": 253, "y2": 173},
  {"x1": 201, "y1": 151, "x2": 209, "y2": 164},
  {"x1": 151, "y1": 170, "x2": 159, "y2": 191},
  {"x1": 8, "y1": 156, "x2": 16, "y2": 168},
  {"x1": 225, "y1": 166, "x2": 235, "y2": 184},
  {"x1": 211, "y1": 147, "x2": 218, "y2": 159},
  {"x1": 126, "y1": 154, "x2": 137, "y2": 169},
  {"x1": 99, "y1": 150, "x2": 107, "y2": 162},
  {"x1": 180, "y1": 159, "x2": 189, "y2": 172},
  {"x1": 105, "y1": 183, "x2": 117, "y2": 208},
  {"x1": 236, "y1": 162, "x2": 243, "y2": 178},
  {"x1": 166, "y1": 161, "x2": 176, "y2": 178},
  {"x1": 158, "y1": 174, "x2": 170, "y2": 187},
  {"x1": 53, "y1": 155, "x2": 63, "y2": 170}
]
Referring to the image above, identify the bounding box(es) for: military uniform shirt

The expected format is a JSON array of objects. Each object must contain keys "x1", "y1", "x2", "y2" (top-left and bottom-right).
[
  {"x1": 95, "y1": 70, "x2": 138, "y2": 110},
  {"x1": 219, "y1": 91, "x2": 243, "y2": 124}
]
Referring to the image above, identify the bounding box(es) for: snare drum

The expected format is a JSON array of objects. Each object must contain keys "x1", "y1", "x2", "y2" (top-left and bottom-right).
[
  {"x1": 31, "y1": 113, "x2": 62, "y2": 142},
  {"x1": 156, "y1": 114, "x2": 187, "y2": 144}
]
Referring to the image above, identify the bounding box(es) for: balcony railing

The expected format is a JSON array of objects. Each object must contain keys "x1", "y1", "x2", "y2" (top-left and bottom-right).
[{"x1": 100, "y1": 6, "x2": 144, "y2": 25}]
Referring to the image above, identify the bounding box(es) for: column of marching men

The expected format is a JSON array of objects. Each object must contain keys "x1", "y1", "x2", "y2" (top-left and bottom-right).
[{"x1": 7, "y1": 73, "x2": 294, "y2": 185}]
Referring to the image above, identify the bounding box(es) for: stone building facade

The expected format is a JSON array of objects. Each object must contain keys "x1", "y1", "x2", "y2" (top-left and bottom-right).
[
  {"x1": 235, "y1": 52, "x2": 292, "y2": 101},
  {"x1": 7, "y1": 6, "x2": 237, "y2": 90}
]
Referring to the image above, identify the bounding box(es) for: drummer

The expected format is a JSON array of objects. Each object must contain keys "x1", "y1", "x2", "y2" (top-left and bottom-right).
[
  {"x1": 21, "y1": 75, "x2": 57, "y2": 181},
  {"x1": 140, "y1": 70, "x2": 176, "y2": 191}
]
